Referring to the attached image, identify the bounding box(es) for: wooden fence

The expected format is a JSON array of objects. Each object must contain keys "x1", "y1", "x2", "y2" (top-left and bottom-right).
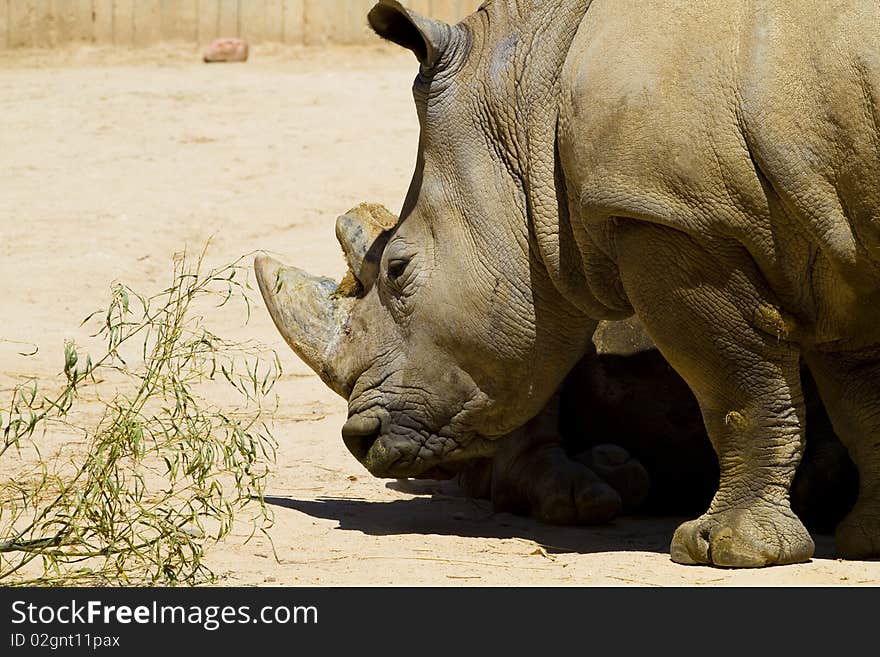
[{"x1": 0, "y1": 0, "x2": 482, "y2": 49}]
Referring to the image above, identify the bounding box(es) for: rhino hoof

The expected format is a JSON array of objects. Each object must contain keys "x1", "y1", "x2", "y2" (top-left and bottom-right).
[
  {"x1": 574, "y1": 444, "x2": 651, "y2": 512},
  {"x1": 490, "y1": 442, "x2": 624, "y2": 525},
  {"x1": 835, "y1": 505, "x2": 880, "y2": 560},
  {"x1": 530, "y1": 472, "x2": 622, "y2": 526},
  {"x1": 670, "y1": 501, "x2": 814, "y2": 567}
]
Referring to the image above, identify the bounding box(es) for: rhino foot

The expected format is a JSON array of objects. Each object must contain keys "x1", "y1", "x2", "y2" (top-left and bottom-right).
[
  {"x1": 492, "y1": 442, "x2": 622, "y2": 525},
  {"x1": 670, "y1": 502, "x2": 814, "y2": 567},
  {"x1": 573, "y1": 444, "x2": 650, "y2": 512},
  {"x1": 835, "y1": 502, "x2": 880, "y2": 559}
]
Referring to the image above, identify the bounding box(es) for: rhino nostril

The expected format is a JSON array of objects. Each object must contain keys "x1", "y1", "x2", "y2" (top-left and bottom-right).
[{"x1": 341, "y1": 416, "x2": 382, "y2": 461}]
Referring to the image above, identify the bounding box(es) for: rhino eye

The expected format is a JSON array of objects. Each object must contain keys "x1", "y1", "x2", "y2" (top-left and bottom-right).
[{"x1": 387, "y1": 257, "x2": 410, "y2": 282}]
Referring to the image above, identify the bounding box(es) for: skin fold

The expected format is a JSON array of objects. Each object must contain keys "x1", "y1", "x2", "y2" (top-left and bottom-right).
[{"x1": 256, "y1": 0, "x2": 880, "y2": 567}]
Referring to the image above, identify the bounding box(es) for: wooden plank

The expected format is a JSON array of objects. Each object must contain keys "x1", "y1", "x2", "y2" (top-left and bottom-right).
[
  {"x1": 8, "y1": 0, "x2": 35, "y2": 48},
  {"x1": 49, "y1": 0, "x2": 74, "y2": 45},
  {"x1": 30, "y1": 0, "x2": 51, "y2": 48},
  {"x1": 113, "y1": 0, "x2": 135, "y2": 46},
  {"x1": 93, "y1": 0, "x2": 115, "y2": 44},
  {"x1": 302, "y1": 0, "x2": 328, "y2": 45},
  {"x1": 217, "y1": 0, "x2": 238, "y2": 37},
  {"x1": 161, "y1": 0, "x2": 198, "y2": 43},
  {"x1": 305, "y1": 0, "x2": 375, "y2": 45},
  {"x1": 134, "y1": 0, "x2": 162, "y2": 46},
  {"x1": 238, "y1": 0, "x2": 265, "y2": 43},
  {"x1": 281, "y1": 0, "x2": 303, "y2": 45},
  {"x1": 0, "y1": 0, "x2": 8, "y2": 50},
  {"x1": 71, "y1": 0, "x2": 94, "y2": 43},
  {"x1": 264, "y1": 0, "x2": 283, "y2": 42},
  {"x1": 30, "y1": 0, "x2": 54, "y2": 48},
  {"x1": 429, "y1": 0, "x2": 450, "y2": 22},
  {"x1": 197, "y1": 0, "x2": 219, "y2": 44},
  {"x1": 346, "y1": 0, "x2": 374, "y2": 44}
]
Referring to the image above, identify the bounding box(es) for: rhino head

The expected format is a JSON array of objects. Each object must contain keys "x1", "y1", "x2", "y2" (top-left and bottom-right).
[{"x1": 256, "y1": 1, "x2": 596, "y2": 478}]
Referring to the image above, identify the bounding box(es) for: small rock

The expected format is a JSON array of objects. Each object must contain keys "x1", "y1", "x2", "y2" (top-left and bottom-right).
[{"x1": 203, "y1": 38, "x2": 249, "y2": 63}]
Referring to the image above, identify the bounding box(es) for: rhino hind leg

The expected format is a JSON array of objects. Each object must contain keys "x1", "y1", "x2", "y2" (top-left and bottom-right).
[
  {"x1": 790, "y1": 369, "x2": 859, "y2": 535},
  {"x1": 805, "y1": 349, "x2": 880, "y2": 559},
  {"x1": 617, "y1": 223, "x2": 814, "y2": 567}
]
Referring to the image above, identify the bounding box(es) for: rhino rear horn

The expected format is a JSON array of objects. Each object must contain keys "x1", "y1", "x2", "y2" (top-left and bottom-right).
[
  {"x1": 335, "y1": 203, "x2": 398, "y2": 291},
  {"x1": 368, "y1": 1, "x2": 456, "y2": 69}
]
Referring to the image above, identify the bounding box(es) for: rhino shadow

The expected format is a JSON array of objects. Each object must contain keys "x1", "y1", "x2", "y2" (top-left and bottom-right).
[{"x1": 262, "y1": 493, "x2": 837, "y2": 558}]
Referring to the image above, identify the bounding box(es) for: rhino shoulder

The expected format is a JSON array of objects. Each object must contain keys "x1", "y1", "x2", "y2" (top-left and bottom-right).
[{"x1": 559, "y1": 1, "x2": 760, "y2": 236}]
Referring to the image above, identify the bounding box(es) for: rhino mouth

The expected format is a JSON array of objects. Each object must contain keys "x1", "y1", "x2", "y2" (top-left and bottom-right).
[
  {"x1": 341, "y1": 412, "x2": 453, "y2": 478},
  {"x1": 341, "y1": 407, "x2": 494, "y2": 478}
]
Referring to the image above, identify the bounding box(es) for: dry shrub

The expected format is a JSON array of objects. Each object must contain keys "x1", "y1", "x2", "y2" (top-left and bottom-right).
[{"x1": 0, "y1": 247, "x2": 280, "y2": 585}]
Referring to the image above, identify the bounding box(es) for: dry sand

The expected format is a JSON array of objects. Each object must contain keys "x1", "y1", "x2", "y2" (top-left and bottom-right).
[{"x1": 1, "y1": 45, "x2": 878, "y2": 586}]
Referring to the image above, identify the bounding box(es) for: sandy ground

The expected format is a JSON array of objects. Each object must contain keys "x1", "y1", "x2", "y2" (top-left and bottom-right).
[{"x1": 1, "y1": 45, "x2": 878, "y2": 586}]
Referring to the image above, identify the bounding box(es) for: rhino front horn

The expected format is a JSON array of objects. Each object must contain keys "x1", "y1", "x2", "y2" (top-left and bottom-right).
[{"x1": 254, "y1": 255, "x2": 352, "y2": 397}]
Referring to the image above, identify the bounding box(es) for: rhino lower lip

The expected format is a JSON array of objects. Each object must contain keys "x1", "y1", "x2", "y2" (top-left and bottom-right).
[
  {"x1": 343, "y1": 409, "x2": 463, "y2": 478},
  {"x1": 358, "y1": 431, "x2": 440, "y2": 478},
  {"x1": 361, "y1": 440, "x2": 406, "y2": 477},
  {"x1": 362, "y1": 444, "x2": 457, "y2": 479}
]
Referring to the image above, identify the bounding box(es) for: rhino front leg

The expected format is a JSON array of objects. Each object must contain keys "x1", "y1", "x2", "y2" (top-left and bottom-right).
[
  {"x1": 805, "y1": 349, "x2": 880, "y2": 559},
  {"x1": 616, "y1": 222, "x2": 814, "y2": 567},
  {"x1": 470, "y1": 394, "x2": 649, "y2": 525}
]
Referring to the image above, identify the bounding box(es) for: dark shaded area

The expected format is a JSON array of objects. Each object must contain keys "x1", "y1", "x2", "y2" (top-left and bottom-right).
[
  {"x1": 794, "y1": 371, "x2": 859, "y2": 533},
  {"x1": 264, "y1": 494, "x2": 679, "y2": 555},
  {"x1": 262, "y1": 493, "x2": 839, "y2": 559},
  {"x1": 560, "y1": 349, "x2": 859, "y2": 533}
]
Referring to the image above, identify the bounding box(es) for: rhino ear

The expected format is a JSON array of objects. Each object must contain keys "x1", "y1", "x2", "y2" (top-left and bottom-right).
[{"x1": 368, "y1": 1, "x2": 451, "y2": 69}]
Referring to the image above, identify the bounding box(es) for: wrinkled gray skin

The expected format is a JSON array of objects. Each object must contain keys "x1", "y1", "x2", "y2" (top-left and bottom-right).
[{"x1": 256, "y1": 0, "x2": 880, "y2": 567}]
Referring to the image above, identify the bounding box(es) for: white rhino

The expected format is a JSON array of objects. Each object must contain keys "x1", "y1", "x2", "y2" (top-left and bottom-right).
[{"x1": 256, "y1": 0, "x2": 880, "y2": 568}]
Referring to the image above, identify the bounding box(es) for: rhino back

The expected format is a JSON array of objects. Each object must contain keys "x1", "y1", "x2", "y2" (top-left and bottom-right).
[
  {"x1": 558, "y1": 0, "x2": 880, "y2": 343},
  {"x1": 738, "y1": 0, "x2": 880, "y2": 343}
]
